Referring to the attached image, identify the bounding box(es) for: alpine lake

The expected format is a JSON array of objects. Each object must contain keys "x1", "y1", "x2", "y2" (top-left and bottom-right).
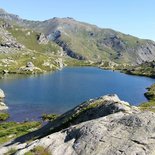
[{"x1": 0, "y1": 67, "x2": 155, "y2": 122}]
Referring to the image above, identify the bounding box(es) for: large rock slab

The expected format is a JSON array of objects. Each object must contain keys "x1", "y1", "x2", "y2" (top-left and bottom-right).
[{"x1": 17, "y1": 111, "x2": 155, "y2": 155}]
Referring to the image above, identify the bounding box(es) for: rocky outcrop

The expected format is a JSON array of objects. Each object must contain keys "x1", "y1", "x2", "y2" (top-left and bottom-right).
[
  {"x1": 37, "y1": 33, "x2": 49, "y2": 44},
  {"x1": 55, "y1": 58, "x2": 65, "y2": 69},
  {"x1": 19, "y1": 62, "x2": 42, "y2": 73},
  {"x1": 0, "y1": 25, "x2": 25, "y2": 50},
  {"x1": 2, "y1": 95, "x2": 155, "y2": 155}
]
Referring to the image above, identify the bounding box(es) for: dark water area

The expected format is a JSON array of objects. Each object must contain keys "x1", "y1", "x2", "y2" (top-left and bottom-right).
[{"x1": 0, "y1": 67, "x2": 155, "y2": 122}]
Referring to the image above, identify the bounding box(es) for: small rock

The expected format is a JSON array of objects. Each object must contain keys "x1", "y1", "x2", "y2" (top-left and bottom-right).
[
  {"x1": 37, "y1": 33, "x2": 48, "y2": 44},
  {"x1": 0, "y1": 89, "x2": 5, "y2": 98},
  {"x1": 0, "y1": 102, "x2": 8, "y2": 110},
  {"x1": 2, "y1": 70, "x2": 9, "y2": 74},
  {"x1": 26, "y1": 62, "x2": 34, "y2": 68}
]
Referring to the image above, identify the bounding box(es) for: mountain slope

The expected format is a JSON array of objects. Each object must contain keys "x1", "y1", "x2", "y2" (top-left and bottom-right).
[
  {"x1": 0, "y1": 8, "x2": 155, "y2": 65},
  {"x1": 0, "y1": 19, "x2": 70, "y2": 74}
]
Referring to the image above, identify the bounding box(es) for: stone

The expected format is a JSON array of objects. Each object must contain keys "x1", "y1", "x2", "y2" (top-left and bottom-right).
[
  {"x1": 37, "y1": 33, "x2": 48, "y2": 44},
  {"x1": 19, "y1": 62, "x2": 42, "y2": 73},
  {"x1": 2, "y1": 70, "x2": 9, "y2": 74},
  {"x1": 26, "y1": 62, "x2": 34, "y2": 68},
  {"x1": 0, "y1": 102, "x2": 8, "y2": 110},
  {"x1": 0, "y1": 89, "x2": 5, "y2": 98}
]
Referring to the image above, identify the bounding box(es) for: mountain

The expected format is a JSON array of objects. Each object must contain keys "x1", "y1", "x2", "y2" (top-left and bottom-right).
[
  {"x1": 0, "y1": 18, "x2": 69, "y2": 74},
  {"x1": 1, "y1": 94, "x2": 155, "y2": 155},
  {"x1": 0, "y1": 9, "x2": 155, "y2": 65}
]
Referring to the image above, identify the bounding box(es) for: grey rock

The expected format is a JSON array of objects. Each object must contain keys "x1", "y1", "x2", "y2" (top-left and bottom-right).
[
  {"x1": 26, "y1": 62, "x2": 34, "y2": 68},
  {"x1": 37, "y1": 33, "x2": 48, "y2": 44},
  {"x1": 19, "y1": 62, "x2": 42, "y2": 72},
  {"x1": 16, "y1": 111, "x2": 155, "y2": 155},
  {"x1": 0, "y1": 25, "x2": 25, "y2": 51},
  {"x1": 0, "y1": 89, "x2": 5, "y2": 98},
  {"x1": 0, "y1": 102, "x2": 8, "y2": 110}
]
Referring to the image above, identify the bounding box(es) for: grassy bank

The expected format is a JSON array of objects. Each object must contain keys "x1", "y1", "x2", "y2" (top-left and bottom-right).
[
  {"x1": 0, "y1": 121, "x2": 41, "y2": 144},
  {"x1": 139, "y1": 84, "x2": 155, "y2": 112}
]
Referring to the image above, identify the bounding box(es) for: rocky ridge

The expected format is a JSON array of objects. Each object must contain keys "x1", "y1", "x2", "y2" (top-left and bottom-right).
[{"x1": 1, "y1": 95, "x2": 155, "y2": 155}]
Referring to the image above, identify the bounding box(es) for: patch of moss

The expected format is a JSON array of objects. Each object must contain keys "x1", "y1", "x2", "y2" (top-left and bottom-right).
[{"x1": 24, "y1": 146, "x2": 51, "y2": 155}]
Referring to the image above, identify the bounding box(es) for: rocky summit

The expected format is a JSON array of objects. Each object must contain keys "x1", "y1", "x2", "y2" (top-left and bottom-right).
[{"x1": 1, "y1": 94, "x2": 155, "y2": 155}]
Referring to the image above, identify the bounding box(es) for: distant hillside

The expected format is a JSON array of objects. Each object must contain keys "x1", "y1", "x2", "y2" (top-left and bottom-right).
[{"x1": 0, "y1": 8, "x2": 155, "y2": 65}]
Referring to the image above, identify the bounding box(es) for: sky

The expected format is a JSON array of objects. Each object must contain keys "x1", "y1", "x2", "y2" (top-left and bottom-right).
[{"x1": 0, "y1": 0, "x2": 155, "y2": 41}]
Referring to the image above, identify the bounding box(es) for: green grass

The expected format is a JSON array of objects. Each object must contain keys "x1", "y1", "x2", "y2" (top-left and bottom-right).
[
  {"x1": 0, "y1": 50, "x2": 60, "y2": 74},
  {"x1": 139, "y1": 84, "x2": 155, "y2": 112},
  {"x1": 8, "y1": 25, "x2": 59, "y2": 54},
  {"x1": 0, "y1": 121, "x2": 41, "y2": 144},
  {"x1": 0, "y1": 113, "x2": 9, "y2": 121},
  {"x1": 53, "y1": 24, "x2": 150, "y2": 64}
]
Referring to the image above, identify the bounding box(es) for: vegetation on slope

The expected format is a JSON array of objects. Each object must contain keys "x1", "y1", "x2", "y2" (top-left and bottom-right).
[
  {"x1": 1, "y1": 10, "x2": 155, "y2": 65},
  {"x1": 122, "y1": 61, "x2": 155, "y2": 77},
  {"x1": 140, "y1": 84, "x2": 155, "y2": 112},
  {"x1": 33, "y1": 18, "x2": 155, "y2": 64},
  {"x1": 7, "y1": 25, "x2": 59, "y2": 54}
]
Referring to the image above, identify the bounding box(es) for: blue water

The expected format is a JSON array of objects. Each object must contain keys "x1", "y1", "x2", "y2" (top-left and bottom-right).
[{"x1": 0, "y1": 67, "x2": 155, "y2": 122}]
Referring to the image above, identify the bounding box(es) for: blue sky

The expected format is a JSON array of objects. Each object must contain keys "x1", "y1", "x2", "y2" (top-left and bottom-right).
[{"x1": 0, "y1": 0, "x2": 155, "y2": 41}]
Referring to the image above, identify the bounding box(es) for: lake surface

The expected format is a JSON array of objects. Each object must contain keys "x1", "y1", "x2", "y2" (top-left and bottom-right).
[{"x1": 0, "y1": 67, "x2": 155, "y2": 122}]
